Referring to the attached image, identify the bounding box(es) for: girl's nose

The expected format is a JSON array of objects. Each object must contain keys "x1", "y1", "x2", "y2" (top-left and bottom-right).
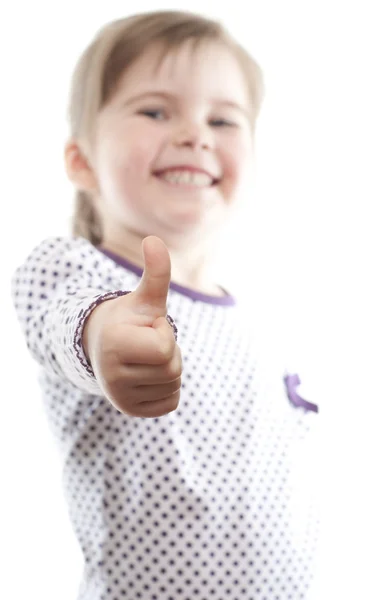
[{"x1": 173, "y1": 121, "x2": 213, "y2": 150}]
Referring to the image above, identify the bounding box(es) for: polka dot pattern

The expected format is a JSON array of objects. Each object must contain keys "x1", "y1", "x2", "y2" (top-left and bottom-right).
[{"x1": 12, "y1": 237, "x2": 319, "y2": 600}]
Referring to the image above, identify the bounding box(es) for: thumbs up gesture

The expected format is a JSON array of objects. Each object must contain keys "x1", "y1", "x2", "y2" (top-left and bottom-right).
[{"x1": 83, "y1": 236, "x2": 182, "y2": 417}]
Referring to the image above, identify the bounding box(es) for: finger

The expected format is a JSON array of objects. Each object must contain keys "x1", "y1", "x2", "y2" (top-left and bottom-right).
[
  {"x1": 108, "y1": 321, "x2": 177, "y2": 366},
  {"x1": 132, "y1": 378, "x2": 182, "y2": 403},
  {"x1": 115, "y1": 344, "x2": 182, "y2": 384},
  {"x1": 108, "y1": 377, "x2": 181, "y2": 408},
  {"x1": 130, "y1": 390, "x2": 181, "y2": 418},
  {"x1": 131, "y1": 236, "x2": 171, "y2": 317}
]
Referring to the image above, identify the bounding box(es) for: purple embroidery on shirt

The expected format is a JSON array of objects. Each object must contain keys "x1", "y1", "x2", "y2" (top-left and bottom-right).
[
  {"x1": 166, "y1": 314, "x2": 178, "y2": 341},
  {"x1": 284, "y1": 373, "x2": 319, "y2": 413}
]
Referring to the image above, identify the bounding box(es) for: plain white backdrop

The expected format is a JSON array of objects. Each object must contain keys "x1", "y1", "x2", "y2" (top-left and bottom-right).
[{"x1": 0, "y1": 0, "x2": 390, "y2": 598}]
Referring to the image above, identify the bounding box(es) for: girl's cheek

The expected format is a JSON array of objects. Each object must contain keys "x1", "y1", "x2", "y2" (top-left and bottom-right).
[
  {"x1": 233, "y1": 143, "x2": 252, "y2": 178},
  {"x1": 223, "y1": 148, "x2": 245, "y2": 180}
]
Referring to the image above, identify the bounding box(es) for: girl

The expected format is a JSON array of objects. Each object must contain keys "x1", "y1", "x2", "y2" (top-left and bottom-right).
[{"x1": 12, "y1": 10, "x2": 319, "y2": 600}]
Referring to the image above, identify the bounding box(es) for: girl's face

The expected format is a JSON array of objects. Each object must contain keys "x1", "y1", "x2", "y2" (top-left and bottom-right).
[{"x1": 91, "y1": 40, "x2": 253, "y2": 244}]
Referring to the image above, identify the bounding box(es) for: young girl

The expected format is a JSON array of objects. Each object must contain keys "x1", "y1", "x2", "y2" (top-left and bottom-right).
[{"x1": 12, "y1": 10, "x2": 319, "y2": 600}]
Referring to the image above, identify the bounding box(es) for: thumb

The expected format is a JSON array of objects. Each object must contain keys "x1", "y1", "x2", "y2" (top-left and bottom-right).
[{"x1": 132, "y1": 236, "x2": 171, "y2": 316}]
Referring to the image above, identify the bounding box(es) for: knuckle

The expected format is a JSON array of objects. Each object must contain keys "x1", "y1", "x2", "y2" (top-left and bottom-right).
[
  {"x1": 166, "y1": 359, "x2": 182, "y2": 381},
  {"x1": 156, "y1": 338, "x2": 174, "y2": 363},
  {"x1": 173, "y1": 377, "x2": 182, "y2": 392},
  {"x1": 168, "y1": 391, "x2": 180, "y2": 412},
  {"x1": 102, "y1": 365, "x2": 121, "y2": 389}
]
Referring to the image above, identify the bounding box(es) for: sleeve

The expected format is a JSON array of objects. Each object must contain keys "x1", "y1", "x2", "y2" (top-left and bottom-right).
[{"x1": 11, "y1": 237, "x2": 130, "y2": 394}]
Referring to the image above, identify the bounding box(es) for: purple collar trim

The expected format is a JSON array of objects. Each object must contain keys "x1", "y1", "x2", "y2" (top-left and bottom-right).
[
  {"x1": 98, "y1": 247, "x2": 236, "y2": 306},
  {"x1": 284, "y1": 373, "x2": 319, "y2": 413}
]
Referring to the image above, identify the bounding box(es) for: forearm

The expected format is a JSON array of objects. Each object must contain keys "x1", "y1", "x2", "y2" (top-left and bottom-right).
[{"x1": 11, "y1": 237, "x2": 128, "y2": 393}]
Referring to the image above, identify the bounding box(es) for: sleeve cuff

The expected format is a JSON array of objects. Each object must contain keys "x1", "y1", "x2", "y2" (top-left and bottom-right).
[{"x1": 73, "y1": 290, "x2": 131, "y2": 377}]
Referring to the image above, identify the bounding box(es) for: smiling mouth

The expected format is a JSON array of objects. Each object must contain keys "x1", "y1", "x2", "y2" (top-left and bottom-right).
[{"x1": 154, "y1": 169, "x2": 220, "y2": 188}]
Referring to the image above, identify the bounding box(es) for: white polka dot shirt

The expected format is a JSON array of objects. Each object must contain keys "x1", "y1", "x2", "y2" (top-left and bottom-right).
[{"x1": 11, "y1": 236, "x2": 319, "y2": 600}]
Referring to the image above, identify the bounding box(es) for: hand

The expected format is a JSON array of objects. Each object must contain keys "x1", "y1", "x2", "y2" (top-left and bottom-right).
[{"x1": 83, "y1": 236, "x2": 182, "y2": 417}]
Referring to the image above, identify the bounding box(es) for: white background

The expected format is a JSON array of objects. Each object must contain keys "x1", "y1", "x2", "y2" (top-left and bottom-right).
[{"x1": 1, "y1": 0, "x2": 390, "y2": 598}]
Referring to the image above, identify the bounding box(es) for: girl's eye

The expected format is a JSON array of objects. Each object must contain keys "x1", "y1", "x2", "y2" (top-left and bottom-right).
[
  {"x1": 139, "y1": 109, "x2": 166, "y2": 120},
  {"x1": 209, "y1": 118, "x2": 237, "y2": 128}
]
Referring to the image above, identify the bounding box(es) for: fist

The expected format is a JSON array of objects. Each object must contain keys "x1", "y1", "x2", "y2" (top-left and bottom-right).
[{"x1": 83, "y1": 236, "x2": 182, "y2": 417}]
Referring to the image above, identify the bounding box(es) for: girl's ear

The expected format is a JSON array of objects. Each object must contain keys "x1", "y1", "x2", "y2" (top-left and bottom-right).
[{"x1": 64, "y1": 139, "x2": 98, "y2": 193}]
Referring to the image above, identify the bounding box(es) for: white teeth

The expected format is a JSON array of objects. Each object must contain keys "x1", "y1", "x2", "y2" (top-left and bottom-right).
[{"x1": 159, "y1": 170, "x2": 213, "y2": 187}]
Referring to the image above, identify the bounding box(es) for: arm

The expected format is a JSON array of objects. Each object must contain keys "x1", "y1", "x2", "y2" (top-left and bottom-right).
[
  {"x1": 11, "y1": 235, "x2": 182, "y2": 417},
  {"x1": 11, "y1": 236, "x2": 128, "y2": 394}
]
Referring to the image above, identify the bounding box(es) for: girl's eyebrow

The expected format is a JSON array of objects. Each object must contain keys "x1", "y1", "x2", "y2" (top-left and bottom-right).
[
  {"x1": 212, "y1": 99, "x2": 250, "y2": 119},
  {"x1": 123, "y1": 91, "x2": 174, "y2": 106}
]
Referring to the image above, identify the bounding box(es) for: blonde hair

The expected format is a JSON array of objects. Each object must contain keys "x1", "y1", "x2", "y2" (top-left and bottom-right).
[{"x1": 68, "y1": 10, "x2": 265, "y2": 245}]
